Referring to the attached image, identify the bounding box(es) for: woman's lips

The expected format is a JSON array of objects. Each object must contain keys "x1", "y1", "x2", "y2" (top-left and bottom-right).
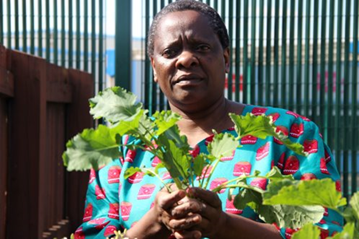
[{"x1": 174, "y1": 75, "x2": 203, "y2": 86}]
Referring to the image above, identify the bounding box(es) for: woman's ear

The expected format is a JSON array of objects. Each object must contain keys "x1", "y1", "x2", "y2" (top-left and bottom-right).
[
  {"x1": 150, "y1": 57, "x2": 158, "y2": 83},
  {"x1": 224, "y1": 47, "x2": 230, "y2": 73}
]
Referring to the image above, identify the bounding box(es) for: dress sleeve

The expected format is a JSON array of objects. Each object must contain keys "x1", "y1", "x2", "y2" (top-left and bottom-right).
[
  {"x1": 276, "y1": 117, "x2": 344, "y2": 239},
  {"x1": 73, "y1": 159, "x2": 122, "y2": 239}
]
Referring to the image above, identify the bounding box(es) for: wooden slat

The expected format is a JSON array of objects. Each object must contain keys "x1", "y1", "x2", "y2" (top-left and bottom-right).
[
  {"x1": 0, "y1": 97, "x2": 8, "y2": 239},
  {"x1": 7, "y1": 49, "x2": 47, "y2": 239},
  {"x1": 0, "y1": 46, "x2": 14, "y2": 98},
  {"x1": 46, "y1": 63, "x2": 72, "y2": 103},
  {"x1": 66, "y1": 69, "x2": 94, "y2": 233}
]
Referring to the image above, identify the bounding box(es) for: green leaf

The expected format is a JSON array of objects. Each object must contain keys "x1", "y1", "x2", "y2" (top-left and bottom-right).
[
  {"x1": 207, "y1": 132, "x2": 239, "y2": 159},
  {"x1": 153, "y1": 110, "x2": 181, "y2": 136},
  {"x1": 193, "y1": 154, "x2": 206, "y2": 177},
  {"x1": 291, "y1": 223, "x2": 320, "y2": 239},
  {"x1": 124, "y1": 167, "x2": 142, "y2": 179},
  {"x1": 263, "y1": 178, "x2": 347, "y2": 210},
  {"x1": 265, "y1": 166, "x2": 295, "y2": 182},
  {"x1": 89, "y1": 86, "x2": 143, "y2": 123},
  {"x1": 229, "y1": 113, "x2": 305, "y2": 156},
  {"x1": 258, "y1": 204, "x2": 324, "y2": 229},
  {"x1": 63, "y1": 125, "x2": 121, "y2": 171},
  {"x1": 233, "y1": 188, "x2": 262, "y2": 210}
]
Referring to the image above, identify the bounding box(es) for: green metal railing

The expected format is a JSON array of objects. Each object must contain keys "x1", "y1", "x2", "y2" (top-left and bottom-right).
[
  {"x1": 0, "y1": 0, "x2": 106, "y2": 93},
  {"x1": 141, "y1": 0, "x2": 359, "y2": 198}
]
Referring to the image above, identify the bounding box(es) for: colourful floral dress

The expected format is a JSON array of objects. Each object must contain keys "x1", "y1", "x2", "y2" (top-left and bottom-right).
[{"x1": 74, "y1": 105, "x2": 343, "y2": 239}]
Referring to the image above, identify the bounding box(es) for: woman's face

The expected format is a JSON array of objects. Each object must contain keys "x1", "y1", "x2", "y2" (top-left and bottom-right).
[{"x1": 151, "y1": 10, "x2": 229, "y2": 112}]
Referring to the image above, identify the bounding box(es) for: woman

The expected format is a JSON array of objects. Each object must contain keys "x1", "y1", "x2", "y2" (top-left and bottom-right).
[{"x1": 75, "y1": 1, "x2": 343, "y2": 238}]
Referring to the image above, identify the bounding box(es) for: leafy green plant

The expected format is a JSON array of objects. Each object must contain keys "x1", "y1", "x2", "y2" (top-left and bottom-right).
[{"x1": 62, "y1": 87, "x2": 357, "y2": 238}]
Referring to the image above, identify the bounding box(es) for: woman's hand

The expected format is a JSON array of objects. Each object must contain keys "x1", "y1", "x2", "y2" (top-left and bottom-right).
[{"x1": 166, "y1": 187, "x2": 227, "y2": 239}]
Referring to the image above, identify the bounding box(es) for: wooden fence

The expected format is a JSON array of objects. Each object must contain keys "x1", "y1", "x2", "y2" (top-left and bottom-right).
[{"x1": 0, "y1": 44, "x2": 93, "y2": 239}]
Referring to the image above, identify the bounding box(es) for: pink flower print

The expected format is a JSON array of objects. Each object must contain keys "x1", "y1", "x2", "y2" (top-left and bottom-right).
[
  {"x1": 335, "y1": 180, "x2": 341, "y2": 192},
  {"x1": 283, "y1": 155, "x2": 299, "y2": 175},
  {"x1": 83, "y1": 203, "x2": 93, "y2": 222},
  {"x1": 299, "y1": 115, "x2": 311, "y2": 121},
  {"x1": 286, "y1": 111, "x2": 299, "y2": 118},
  {"x1": 256, "y1": 142, "x2": 270, "y2": 161},
  {"x1": 220, "y1": 150, "x2": 235, "y2": 161},
  {"x1": 205, "y1": 135, "x2": 215, "y2": 146},
  {"x1": 88, "y1": 218, "x2": 109, "y2": 230},
  {"x1": 300, "y1": 173, "x2": 317, "y2": 180},
  {"x1": 324, "y1": 149, "x2": 331, "y2": 163},
  {"x1": 120, "y1": 202, "x2": 132, "y2": 221},
  {"x1": 74, "y1": 227, "x2": 85, "y2": 239},
  {"x1": 290, "y1": 123, "x2": 304, "y2": 138},
  {"x1": 252, "y1": 107, "x2": 268, "y2": 116},
  {"x1": 89, "y1": 169, "x2": 96, "y2": 184},
  {"x1": 240, "y1": 135, "x2": 257, "y2": 145},
  {"x1": 225, "y1": 197, "x2": 242, "y2": 215},
  {"x1": 303, "y1": 140, "x2": 318, "y2": 154},
  {"x1": 127, "y1": 171, "x2": 144, "y2": 184},
  {"x1": 125, "y1": 149, "x2": 137, "y2": 163},
  {"x1": 268, "y1": 112, "x2": 280, "y2": 123},
  {"x1": 137, "y1": 184, "x2": 156, "y2": 200},
  {"x1": 108, "y1": 203, "x2": 119, "y2": 219},
  {"x1": 108, "y1": 166, "x2": 121, "y2": 184},
  {"x1": 95, "y1": 185, "x2": 106, "y2": 200},
  {"x1": 190, "y1": 145, "x2": 200, "y2": 158},
  {"x1": 162, "y1": 172, "x2": 172, "y2": 180},
  {"x1": 323, "y1": 207, "x2": 329, "y2": 217},
  {"x1": 210, "y1": 178, "x2": 228, "y2": 193},
  {"x1": 233, "y1": 162, "x2": 252, "y2": 176},
  {"x1": 277, "y1": 152, "x2": 285, "y2": 169},
  {"x1": 104, "y1": 225, "x2": 118, "y2": 237},
  {"x1": 151, "y1": 156, "x2": 161, "y2": 167},
  {"x1": 320, "y1": 158, "x2": 330, "y2": 175},
  {"x1": 285, "y1": 228, "x2": 299, "y2": 239},
  {"x1": 198, "y1": 165, "x2": 213, "y2": 180},
  {"x1": 250, "y1": 178, "x2": 267, "y2": 190},
  {"x1": 274, "y1": 126, "x2": 289, "y2": 145}
]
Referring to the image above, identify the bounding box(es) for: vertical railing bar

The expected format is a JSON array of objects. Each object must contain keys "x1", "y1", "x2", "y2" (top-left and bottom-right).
[
  {"x1": 242, "y1": 0, "x2": 249, "y2": 104},
  {"x1": 281, "y1": 0, "x2": 287, "y2": 109},
  {"x1": 257, "y1": 0, "x2": 264, "y2": 106},
  {"x1": 14, "y1": 0, "x2": 19, "y2": 50},
  {"x1": 7, "y1": 0, "x2": 12, "y2": 48},
  {"x1": 152, "y1": 0, "x2": 157, "y2": 112},
  {"x1": 69, "y1": 0, "x2": 74, "y2": 68},
  {"x1": 30, "y1": 0, "x2": 35, "y2": 54},
  {"x1": 221, "y1": 0, "x2": 225, "y2": 26},
  {"x1": 304, "y1": 0, "x2": 311, "y2": 117},
  {"x1": 311, "y1": 0, "x2": 319, "y2": 122},
  {"x1": 46, "y1": 0, "x2": 50, "y2": 61},
  {"x1": 84, "y1": 0, "x2": 89, "y2": 71},
  {"x1": 76, "y1": 0, "x2": 81, "y2": 69},
  {"x1": 296, "y1": 0, "x2": 303, "y2": 115},
  {"x1": 38, "y1": 0, "x2": 43, "y2": 56},
  {"x1": 53, "y1": 0, "x2": 58, "y2": 64},
  {"x1": 214, "y1": 0, "x2": 218, "y2": 11},
  {"x1": 288, "y1": 0, "x2": 295, "y2": 111},
  {"x1": 320, "y1": 0, "x2": 327, "y2": 140},
  {"x1": 91, "y1": 0, "x2": 96, "y2": 87},
  {"x1": 250, "y1": 0, "x2": 256, "y2": 104},
  {"x1": 228, "y1": 0, "x2": 233, "y2": 100},
  {"x1": 61, "y1": 0, "x2": 66, "y2": 66},
  {"x1": 159, "y1": 0, "x2": 165, "y2": 111},
  {"x1": 235, "y1": 0, "x2": 241, "y2": 102},
  {"x1": 327, "y1": 0, "x2": 339, "y2": 151},
  {"x1": 342, "y1": 0, "x2": 351, "y2": 196},
  {"x1": 265, "y1": 0, "x2": 272, "y2": 106},
  {"x1": 22, "y1": 0, "x2": 27, "y2": 52},
  {"x1": 273, "y1": 0, "x2": 279, "y2": 107},
  {"x1": 351, "y1": 0, "x2": 359, "y2": 194},
  {"x1": 144, "y1": 0, "x2": 151, "y2": 112},
  {"x1": 98, "y1": 0, "x2": 104, "y2": 92},
  {"x1": 335, "y1": 0, "x2": 343, "y2": 195}
]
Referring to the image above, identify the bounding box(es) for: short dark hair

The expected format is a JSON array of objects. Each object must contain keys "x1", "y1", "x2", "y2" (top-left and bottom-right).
[{"x1": 147, "y1": 0, "x2": 229, "y2": 57}]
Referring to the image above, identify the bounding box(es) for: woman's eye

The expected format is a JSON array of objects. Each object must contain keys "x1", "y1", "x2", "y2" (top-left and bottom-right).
[
  {"x1": 162, "y1": 49, "x2": 177, "y2": 58},
  {"x1": 197, "y1": 45, "x2": 210, "y2": 51}
]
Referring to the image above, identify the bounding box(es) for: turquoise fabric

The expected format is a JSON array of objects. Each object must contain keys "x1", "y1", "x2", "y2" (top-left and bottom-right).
[{"x1": 74, "y1": 105, "x2": 343, "y2": 239}]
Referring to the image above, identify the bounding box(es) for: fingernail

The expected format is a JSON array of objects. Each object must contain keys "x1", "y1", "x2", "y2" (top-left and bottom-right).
[{"x1": 194, "y1": 231, "x2": 201, "y2": 239}]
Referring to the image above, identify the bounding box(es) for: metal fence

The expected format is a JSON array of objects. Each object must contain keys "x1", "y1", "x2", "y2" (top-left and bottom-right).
[
  {"x1": 141, "y1": 0, "x2": 359, "y2": 198},
  {"x1": 0, "y1": 0, "x2": 358, "y2": 198}
]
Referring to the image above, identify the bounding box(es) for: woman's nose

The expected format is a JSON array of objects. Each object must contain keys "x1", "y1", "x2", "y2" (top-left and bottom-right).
[{"x1": 175, "y1": 50, "x2": 199, "y2": 69}]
